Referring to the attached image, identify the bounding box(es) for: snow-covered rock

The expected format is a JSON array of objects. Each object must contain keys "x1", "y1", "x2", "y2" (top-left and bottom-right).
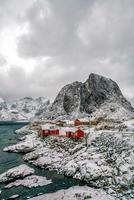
[
  {"x1": 18, "y1": 130, "x2": 134, "y2": 199},
  {"x1": 15, "y1": 125, "x2": 35, "y2": 135},
  {"x1": 3, "y1": 126, "x2": 134, "y2": 199},
  {"x1": 3, "y1": 131, "x2": 42, "y2": 153},
  {"x1": 8, "y1": 194, "x2": 20, "y2": 199},
  {"x1": 4, "y1": 175, "x2": 52, "y2": 188},
  {"x1": 0, "y1": 164, "x2": 34, "y2": 183},
  {"x1": 29, "y1": 186, "x2": 115, "y2": 200}
]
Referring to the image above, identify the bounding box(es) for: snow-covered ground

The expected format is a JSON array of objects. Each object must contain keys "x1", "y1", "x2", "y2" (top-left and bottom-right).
[
  {"x1": 4, "y1": 175, "x2": 52, "y2": 189},
  {"x1": 0, "y1": 164, "x2": 52, "y2": 191},
  {"x1": 123, "y1": 119, "x2": 134, "y2": 131},
  {"x1": 29, "y1": 186, "x2": 115, "y2": 200},
  {"x1": 3, "y1": 126, "x2": 134, "y2": 199}
]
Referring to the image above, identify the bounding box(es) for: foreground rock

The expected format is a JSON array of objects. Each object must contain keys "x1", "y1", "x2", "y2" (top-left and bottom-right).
[
  {"x1": 5, "y1": 175, "x2": 52, "y2": 188},
  {"x1": 22, "y1": 132, "x2": 134, "y2": 199},
  {"x1": 0, "y1": 164, "x2": 34, "y2": 183},
  {"x1": 29, "y1": 186, "x2": 114, "y2": 200},
  {"x1": 3, "y1": 131, "x2": 43, "y2": 153},
  {"x1": 15, "y1": 126, "x2": 35, "y2": 135}
]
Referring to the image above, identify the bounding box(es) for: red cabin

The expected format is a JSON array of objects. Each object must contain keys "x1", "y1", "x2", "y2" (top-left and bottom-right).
[
  {"x1": 65, "y1": 128, "x2": 77, "y2": 138},
  {"x1": 66, "y1": 131, "x2": 72, "y2": 138},
  {"x1": 39, "y1": 124, "x2": 59, "y2": 138},
  {"x1": 74, "y1": 119, "x2": 81, "y2": 126},
  {"x1": 49, "y1": 129, "x2": 59, "y2": 135},
  {"x1": 66, "y1": 127, "x2": 85, "y2": 139},
  {"x1": 73, "y1": 128, "x2": 85, "y2": 139}
]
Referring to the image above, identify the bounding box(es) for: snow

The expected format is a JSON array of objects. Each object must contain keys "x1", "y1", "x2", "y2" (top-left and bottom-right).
[
  {"x1": 29, "y1": 186, "x2": 115, "y2": 200},
  {"x1": 123, "y1": 119, "x2": 134, "y2": 131},
  {"x1": 0, "y1": 164, "x2": 34, "y2": 183},
  {"x1": 8, "y1": 194, "x2": 20, "y2": 199},
  {"x1": 3, "y1": 131, "x2": 43, "y2": 153},
  {"x1": 41, "y1": 124, "x2": 56, "y2": 130},
  {"x1": 4, "y1": 175, "x2": 52, "y2": 188},
  {"x1": 3, "y1": 126, "x2": 134, "y2": 199},
  {"x1": 93, "y1": 101, "x2": 134, "y2": 121},
  {"x1": 0, "y1": 96, "x2": 50, "y2": 121}
]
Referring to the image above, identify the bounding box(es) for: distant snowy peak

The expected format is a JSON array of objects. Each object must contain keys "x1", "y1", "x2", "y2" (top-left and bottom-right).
[
  {"x1": 0, "y1": 97, "x2": 50, "y2": 121},
  {"x1": 9, "y1": 97, "x2": 50, "y2": 120},
  {"x1": 43, "y1": 73, "x2": 134, "y2": 121},
  {"x1": 0, "y1": 98, "x2": 7, "y2": 110}
]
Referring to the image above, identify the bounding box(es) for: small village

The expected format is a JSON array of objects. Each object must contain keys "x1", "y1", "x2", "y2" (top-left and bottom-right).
[
  {"x1": 29, "y1": 117, "x2": 134, "y2": 142},
  {"x1": 34, "y1": 118, "x2": 113, "y2": 140},
  {"x1": 37, "y1": 118, "x2": 92, "y2": 140}
]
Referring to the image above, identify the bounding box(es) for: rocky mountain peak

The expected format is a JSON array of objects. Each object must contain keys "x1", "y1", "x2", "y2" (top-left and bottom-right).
[{"x1": 43, "y1": 73, "x2": 134, "y2": 120}]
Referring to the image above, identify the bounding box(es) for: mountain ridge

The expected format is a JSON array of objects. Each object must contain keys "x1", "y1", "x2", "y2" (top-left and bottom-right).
[{"x1": 0, "y1": 97, "x2": 50, "y2": 121}]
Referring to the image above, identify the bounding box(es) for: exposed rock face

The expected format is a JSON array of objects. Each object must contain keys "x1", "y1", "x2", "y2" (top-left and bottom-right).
[
  {"x1": 46, "y1": 81, "x2": 82, "y2": 119},
  {"x1": 80, "y1": 73, "x2": 132, "y2": 113},
  {"x1": 43, "y1": 73, "x2": 134, "y2": 120}
]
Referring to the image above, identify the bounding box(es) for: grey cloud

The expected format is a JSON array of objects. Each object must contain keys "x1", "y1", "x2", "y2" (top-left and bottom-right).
[
  {"x1": 0, "y1": 0, "x2": 33, "y2": 28},
  {"x1": 0, "y1": 54, "x2": 7, "y2": 67},
  {"x1": 0, "y1": 0, "x2": 134, "y2": 101},
  {"x1": 16, "y1": 0, "x2": 134, "y2": 99}
]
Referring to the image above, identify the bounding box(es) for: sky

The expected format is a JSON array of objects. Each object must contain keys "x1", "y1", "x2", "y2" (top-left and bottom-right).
[{"x1": 0, "y1": 0, "x2": 134, "y2": 102}]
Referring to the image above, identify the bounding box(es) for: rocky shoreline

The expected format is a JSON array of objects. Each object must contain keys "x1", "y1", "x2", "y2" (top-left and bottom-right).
[{"x1": 1, "y1": 126, "x2": 134, "y2": 199}]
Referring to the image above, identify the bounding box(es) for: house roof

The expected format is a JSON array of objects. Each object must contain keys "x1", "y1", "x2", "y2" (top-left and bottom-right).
[{"x1": 41, "y1": 123, "x2": 57, "y2": 130}]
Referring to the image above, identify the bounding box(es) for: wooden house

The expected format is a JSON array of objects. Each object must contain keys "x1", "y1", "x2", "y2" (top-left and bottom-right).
[
  {"x1": 39, "y1": 124, "x2": 59, "y2": 137},
  {"x1": 66, "y1": 127, "x2": 85, "y2": 139}
]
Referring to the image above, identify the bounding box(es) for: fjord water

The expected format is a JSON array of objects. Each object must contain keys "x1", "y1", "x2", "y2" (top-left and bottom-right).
[{"x1": 0, "y1": 123, "x2": 82, "y2": 200}]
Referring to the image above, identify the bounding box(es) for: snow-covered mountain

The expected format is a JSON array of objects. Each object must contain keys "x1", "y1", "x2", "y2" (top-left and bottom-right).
[
  {"x1": 0, "y1": 97, "x2": 50, "y2": 121},
  {"x1": 130, "y1": 98, "x2": 134, "y2": 107},
  {"x1": 0, "y1": 73, "x2": 133, "y2": 121},
  {"x1": 42, "y1": 73, "x2": 134, "y2": 121}
]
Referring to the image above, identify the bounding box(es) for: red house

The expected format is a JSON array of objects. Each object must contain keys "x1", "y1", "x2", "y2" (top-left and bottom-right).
[
  {"x1": 74, "y1": 119, "x2": 81, "y2": 126},
  {"x1": 72, "y1": 128, "x2": 85, "y2": 139},
  {"x1": 49, "y1": 129, "x2": 59, "y2": 136},
  {"x1": 39, "y1": 124, "x2": 59, "y2": 137},
  {"x1": 66, "y1": 128, "x2": 77, "y2": 138},
  {"x1": 66, "y1": 127, "x2": 85, "y2": 139}
]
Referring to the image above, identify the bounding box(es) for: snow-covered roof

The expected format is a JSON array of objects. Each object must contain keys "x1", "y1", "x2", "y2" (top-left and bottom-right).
[
  {"x1": 41, "y1": 123, "x2": 56, "y2": 130},
  {"x1": 63, "y1": 120, "x2": 74, "y2": 125},
  {"x1": 64, "y1": 127, "x2": 78, "y2": 132},
  {"x1": 77, "y1": 118, "x2": 90, "y2": 122},
  {"x1": 59, "y1": 127, "x2": 78, "y2": 135}
]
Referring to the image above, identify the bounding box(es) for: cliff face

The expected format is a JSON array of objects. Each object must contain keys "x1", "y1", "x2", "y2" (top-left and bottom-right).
[
  {"x1": 79, "y1": 73, "x2": 133, "y2": 114},
  {"x1": 43, "y1": 73, "x2": 134, "y2": 120}
]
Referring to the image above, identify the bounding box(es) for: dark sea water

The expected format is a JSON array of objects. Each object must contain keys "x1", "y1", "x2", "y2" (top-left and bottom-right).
[{"x1": 0, "y1": 123, "x2": 83, "y2": 200}]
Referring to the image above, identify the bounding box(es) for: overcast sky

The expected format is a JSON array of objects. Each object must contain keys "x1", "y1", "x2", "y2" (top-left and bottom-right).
[{"x1": 0, "y1": 0, "x2": 134, "y2": 102}]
